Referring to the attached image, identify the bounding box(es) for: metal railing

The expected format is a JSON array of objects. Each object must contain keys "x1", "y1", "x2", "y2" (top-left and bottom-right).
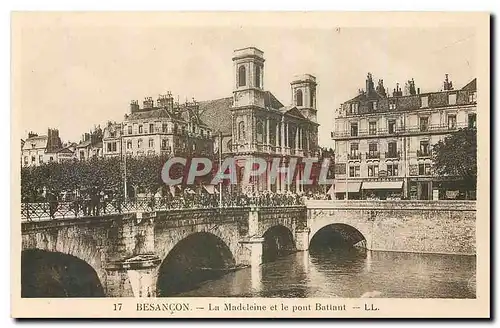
[
  {"x1": 333, "y1": 123, "x2": 470, "y2": 139},
  {"x1": 20, "y1": 194, "x2": 306, "y2": 222}
]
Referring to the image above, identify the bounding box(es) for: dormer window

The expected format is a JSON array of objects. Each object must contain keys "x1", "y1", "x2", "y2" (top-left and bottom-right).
[
  {"x1": 448, "y1": 93, "x2": 457, "y2": 105},
  {"x1": 469, "y1": 91, "x2": 477, "y2": 103},
  {"x1": 421, "y1": 96, "x2": 429, "y2": 108}
]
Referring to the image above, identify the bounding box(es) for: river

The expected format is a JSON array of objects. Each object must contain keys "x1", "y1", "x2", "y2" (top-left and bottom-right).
[{"x1": 177, "y1": 249, "x2": 476, "y2": 298}]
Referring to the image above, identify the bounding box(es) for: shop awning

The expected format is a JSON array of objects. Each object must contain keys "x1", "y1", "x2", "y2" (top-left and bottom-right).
[
  {"x1": 334, "y1": 182, "x2": 362, "y2": 193},
  {"x1": 362, "y1": 181, "x2": 404, "y2": 190}
]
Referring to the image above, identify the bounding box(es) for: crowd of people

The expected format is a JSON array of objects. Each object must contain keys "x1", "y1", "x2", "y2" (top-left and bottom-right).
[{"x1": 21, "y1": 186, "x2": 331, "y2": 220}]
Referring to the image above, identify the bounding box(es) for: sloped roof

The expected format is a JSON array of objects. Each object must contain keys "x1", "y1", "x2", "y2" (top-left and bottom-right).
[
  {"x1": 22, "y1": 135, "x2": 48, "y2": 150},
  {"x1": 126, "y1": 108, "x2": 179, "y2": 121},
  {"x1": 198, "y1": 97, "x2": 233, "y2": 135},
  {"x1": 264, "y1": 91, "x2": 284, "y2": 109},
  {"x1": 461, "y1": 78, "x2": 477, "y2": 91}
]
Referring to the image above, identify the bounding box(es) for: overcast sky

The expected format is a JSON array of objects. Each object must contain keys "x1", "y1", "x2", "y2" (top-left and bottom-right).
[{"x1": 15, "y1": 15, "x2": 476, "y2": 148}]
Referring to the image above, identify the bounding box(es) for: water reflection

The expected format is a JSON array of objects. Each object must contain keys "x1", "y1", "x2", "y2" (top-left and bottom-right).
[{"x1": 177, "y1": 249, "x2": 475, "y2": 299}]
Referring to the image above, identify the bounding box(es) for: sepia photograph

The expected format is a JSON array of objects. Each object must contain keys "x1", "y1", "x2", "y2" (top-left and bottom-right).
[{"x1": 10, "y1": 11, "x2": 490, "y2": 318}]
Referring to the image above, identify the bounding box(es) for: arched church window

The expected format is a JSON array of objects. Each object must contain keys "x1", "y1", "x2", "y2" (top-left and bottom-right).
[
  {"x1": 227, "y1": 139, "x2": 232, "y2": 152},
  {"x1": 255, "y1": 66, "x2": 261, "y2": 88},
  {"x1": 238, "y1": 121, "x2": 246, "y2": 140},
  {"x1": 256, "y1": 120, "x2": 264, "y2": 143},
  {"x1": 238, "y1": 65, "x2": 246, "y2": 87},
  {"x1": 296, "y1": 89, "x2": 303, "y2": 107}
]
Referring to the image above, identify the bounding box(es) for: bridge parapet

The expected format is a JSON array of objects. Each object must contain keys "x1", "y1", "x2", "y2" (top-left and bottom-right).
[{"x1": 305, "y1": 200, "x2": 476, "y2": 255}]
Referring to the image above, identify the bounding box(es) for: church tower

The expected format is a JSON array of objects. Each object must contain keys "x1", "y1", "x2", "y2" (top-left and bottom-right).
[
  {"x1": 232, "y1": 47, "x2": 265, "y2": 108},
  {"x1": 290, "y1": 74, "x2": 317, "y2": 122}
]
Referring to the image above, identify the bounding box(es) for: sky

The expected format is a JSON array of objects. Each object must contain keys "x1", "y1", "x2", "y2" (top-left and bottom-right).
[{"x1": 14, "y1": 14, "x2": 477, "y2": 148}]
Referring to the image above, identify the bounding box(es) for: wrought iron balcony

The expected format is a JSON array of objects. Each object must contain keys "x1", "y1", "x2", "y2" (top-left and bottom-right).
[
  {"x1": 385, "y1": 151, "x2": 401, "y2": 160},
  {"x1": 366, "y1": 151, "x2": 380, "y2": 159},
  {"x1": 417, "y1": 150, "x2": 431, "y2": 158},
  {"x1": 348, "y1": 153, "x2": 361, "y2": 160}
]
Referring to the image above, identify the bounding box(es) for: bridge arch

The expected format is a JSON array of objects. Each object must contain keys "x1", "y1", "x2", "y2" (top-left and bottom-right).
[
  {"x1": 21, "y1": 248, "x2": 105, "y2": 297},
  {"x1": 309, "y1": 223, "x2": 367, "y2": 252},
  {"x1": 156, "y1": 232, "x2": 236, "y2": 296},
  {"x1": 261, "y1": 225, "x2": 296, "y2": 262}
]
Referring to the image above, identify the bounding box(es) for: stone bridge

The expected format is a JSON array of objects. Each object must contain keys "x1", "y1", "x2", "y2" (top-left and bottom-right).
[{"x1": 21, "y1": 200, "x2": 475, "y2": 297}]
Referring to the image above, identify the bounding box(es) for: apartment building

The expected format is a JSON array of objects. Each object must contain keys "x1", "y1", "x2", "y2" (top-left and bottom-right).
[{"x1": 332, "y1": 73, "x2": 477, "y2": 200}]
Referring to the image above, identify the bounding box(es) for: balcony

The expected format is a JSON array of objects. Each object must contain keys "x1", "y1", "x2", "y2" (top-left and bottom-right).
[
  {"x1": 366, "y1": 151, "x2": 380, "y2": 159},
  {"x1": 333, "y1": 122, "x2": 471, "y2": 140},
  {"x1": 385, "y1": 151, "x2": 401, "y2": 160},
  {"x1": 348, "y1": 153, "x2": 361, "y2": 160},
  {"x1": 417, "y1": 150, "x2": 431, "y2": 158}
]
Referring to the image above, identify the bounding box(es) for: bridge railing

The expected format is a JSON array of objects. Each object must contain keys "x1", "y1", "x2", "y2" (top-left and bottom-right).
[{"x1": 20, "y1": 195, "x2": 306, "y2": 222}]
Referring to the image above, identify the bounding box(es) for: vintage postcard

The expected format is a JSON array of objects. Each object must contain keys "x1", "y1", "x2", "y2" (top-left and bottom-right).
[{"x1": 11, "y1": 12, "x2": 490, "y2": 318}]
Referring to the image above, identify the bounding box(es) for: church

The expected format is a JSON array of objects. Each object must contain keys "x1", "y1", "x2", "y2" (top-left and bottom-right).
[{"x1": 198, "y1": 47, "x2": 321, "y2": 193}]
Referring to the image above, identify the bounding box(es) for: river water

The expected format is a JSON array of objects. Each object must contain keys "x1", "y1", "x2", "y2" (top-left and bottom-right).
[{"x1": 178, "y1": 250, "x2": 476, "y2": 298}]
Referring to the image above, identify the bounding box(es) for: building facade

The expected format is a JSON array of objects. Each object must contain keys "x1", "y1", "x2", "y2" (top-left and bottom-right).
[
  {"x1": 21, "y1": 129, "x2": 65, "y2": 167},
  {"x1": 119, "y1": 94, "x2": 213, "y2": 158},
  {"x1": 228, "y1": 47, "x2": 320, "y2": 193},
  {"x1": 332, "y1": 74, "x2": 477, "y2": 200}
]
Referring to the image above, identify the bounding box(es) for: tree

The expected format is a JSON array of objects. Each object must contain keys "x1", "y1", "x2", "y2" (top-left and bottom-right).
[{"x1": 432, "y1": 127, "x2": 477, "y2": 198}]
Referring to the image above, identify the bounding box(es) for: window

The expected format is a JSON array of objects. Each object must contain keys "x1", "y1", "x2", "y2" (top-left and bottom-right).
[
  {"x1": 79, "y1": 151, "x2": 84, "y2": 160},
  {"x1": 110, "y1": 131, "x2": 116, "y2": 138},
  {"x1": 448, "y1": 114, "x2": 457, "y2": 130},
  {"x1": 149, "y1": 123, "x2": 154, "y2": 133},
  {"x1": 350, "y1": 123, "x2": 358, "y2": 136},
  {"x1": 369, "y1": 101, "x2": 377, "y2": 111},
  {"x1": 421, "y1": 96, "x2": 429, "y2": 108},
  {"x1": 296, "y1": 89, "x2": 303, "y2": 107},
  {"x1": 418, "y1": 163, "x2": 432, "y2": 176},
  {"x1": 161, "y1": 139, "x2": 169, "y2": 150},
  {"x1": 389, "y1": 99, "x2": 396, "y2": 110},
  {"x1": 127, "y1": 141, "x2": 132, "y2": 149},
  {"x1": 39, "y1": 155, "x2": 43, "y2": 163},
  {"x1": 192, "y1": 125, "x2": 196, "y2": 133},
  {"x1": 368, "y1": 165, "x2": 379, "y2": 177},
  {"x1": 128, "y1": 126, "x2": 132, "y2": 135},
  {"x1": 238, "y1": 121, "x2": 246, "y2": 140},
  {"x1": 349, "y1": 165, "x2": 360, "y2": 177},
  {"x1": 255, "y1": 66, "x2": 261, "y2": 88},
  {"x1": 369, "y1": 122, "x2": 377, "y2": 135},
  {"x1": 107, "y1": 143, "x2": 112, "y2": 152},
  {"x1": 162, "y1": 123, "x2": 168, "y2": 133},
  {"x1": 256, "y1": 121, "x2": 264, "y2": 143},
  {"x1": 469, "y1": 91, "x2": 477, "y2": 103},
  {"x1": 387, "y1": 164, "x2": 399, "y2": 176},
  {"x1": 31, "y1": 156, "x2": 35, "y2": 163},
  {"x1": 149, "y1": 139, "x2": 154, "y2": 148},
  {"x1": 137, "y1": 139, "x2": 143, "y2": 148},
  {"x1": 419, "y1": 117, "x2": 429, "y2": 132},
  {"x1": 350, "y1": 143, "x2": 359, "y2": 155},
  {"x1": 368, "y1": 143, "x2": 378, "y2": 158},
  {"x1": 139, "y1": 125, "x2": 143, "y2": 134},
  {"x1": 182, "y1": 126, "x2": 186, "y2": 135},
  {"x1": 448, "y1": 93, "x2": 457, "y2": 105},
  {"x1": 238, "y1": 65, "x2": 246, "y2": 87},
  {"x1": 388, "y1": 120, "x2": 396, "y2": 134},
  {"x1": 50, "y1": 156, "x2": 54, "y2": 162},
  {"x1": 23, "y1": 156, "x2": 27, "y2": 164},
  {"x1": 419, "y1": 141, "x2": 430, "y2": 156},
  {"x1": 468, "y1": 113, "x2": 477, "y2": 128},
  {"x1": 350, "y1": 102, "x2": 359, "y2": 114}
]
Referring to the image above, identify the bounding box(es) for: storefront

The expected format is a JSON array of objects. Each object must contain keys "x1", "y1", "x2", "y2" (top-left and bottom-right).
[
  {"x1": 333, "y1": 181, "x2": 362, "y2": 200},
  {"x1": 361, "y1": 180, "x2": 404, "y2": 200}
]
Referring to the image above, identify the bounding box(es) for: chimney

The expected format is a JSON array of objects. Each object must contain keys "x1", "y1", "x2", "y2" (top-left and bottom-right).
[
  {"x1": 393, "y1": 83, "x2": 402, "y2": 97},
  {"x1": 130, "y1": 100, "x2": 139, "y2": 113},
  {"x1": 409, "y1": 78, "x2": 416, "y2": 96},
  {"x1": 443, "y1": 74, "x2": 454, "y2": 91},
  {"x1": 376, "y1": 79, "x2": 386, "y2": 97},
  {"x1": 417, "y1": 87, "x2": 420, "y2": 94},
  {"x1": 365, "y1": 73, "x2": 375, "y2": 94},
  {"x1": 143, "y1": 97, "x2": 154, "y2": 109}
]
